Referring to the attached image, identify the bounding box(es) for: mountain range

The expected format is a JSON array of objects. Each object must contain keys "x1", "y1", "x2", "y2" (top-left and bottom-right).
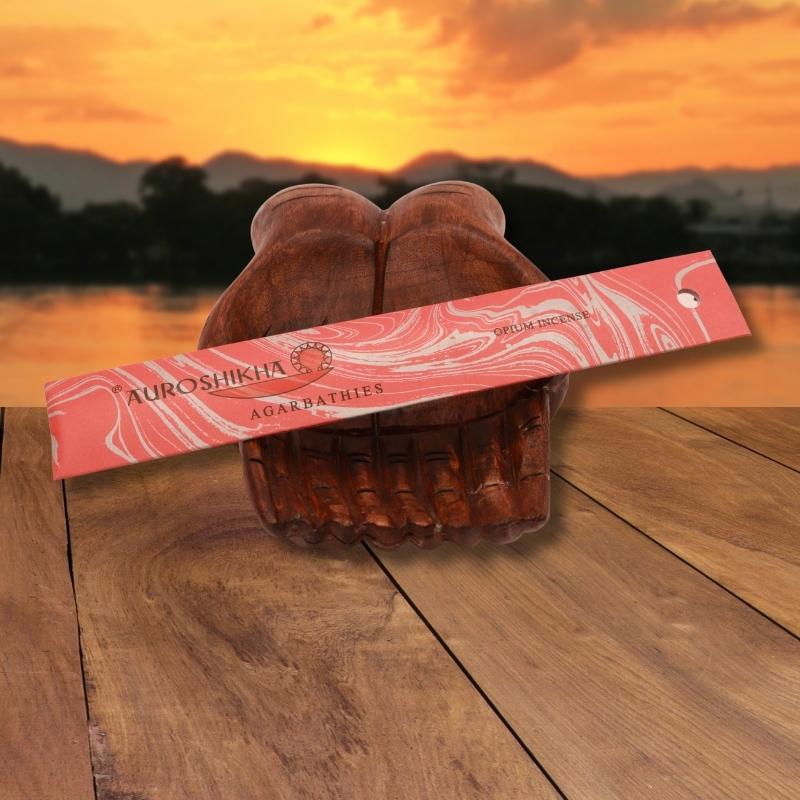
[{"x1": 2, "y1": 136, "x2": 798, "y2": 215}]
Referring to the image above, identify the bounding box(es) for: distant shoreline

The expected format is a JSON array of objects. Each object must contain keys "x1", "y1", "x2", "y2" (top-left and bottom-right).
[
  {"x1": 2, "y1": 156, "x2": 797, "y2": 286},
  {"x1": 1, "y1": 278, "x2": 797, "y2": 290}
]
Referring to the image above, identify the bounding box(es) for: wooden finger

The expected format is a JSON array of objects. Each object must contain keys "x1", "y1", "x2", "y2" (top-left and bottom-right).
[
  {"x1": 463, "y1": 412, "x2": 519, "y2": 533},
  {"x1": 507, "y1": 389, "x2": 550, "y2": 537},
  {"x1": 379, "y1": 432, "x2": 436, "y2": 545},
  {"x1": 338, "y1": 432, "x2": 404, "y2": 548},
  {"x1": 295, "y1": 429, "x2": 358, "y2": 543},
  {"x1": 244, "y1": 434, "x2": 316, "y2": 544}
]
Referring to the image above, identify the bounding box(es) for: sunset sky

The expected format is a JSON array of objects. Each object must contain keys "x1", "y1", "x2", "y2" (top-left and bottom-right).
[{"x1": 1, "y1": 0, "x2": 799, "y2": 174}]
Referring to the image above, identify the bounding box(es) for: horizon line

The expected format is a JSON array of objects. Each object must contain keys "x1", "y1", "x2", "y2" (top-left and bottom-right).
[{"x1": 1, "y1": 134, "x2": 799, "y2": 179}]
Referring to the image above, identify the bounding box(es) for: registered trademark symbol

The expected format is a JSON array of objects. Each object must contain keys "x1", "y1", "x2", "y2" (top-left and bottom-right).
[{"x1": 112, "y1": 384, "x2": 122, "y2": 393}]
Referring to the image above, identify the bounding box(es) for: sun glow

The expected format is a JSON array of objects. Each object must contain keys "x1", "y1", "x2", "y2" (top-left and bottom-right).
[{"x1": 0, "y1": 0, "x2": 798, "y2": 172}]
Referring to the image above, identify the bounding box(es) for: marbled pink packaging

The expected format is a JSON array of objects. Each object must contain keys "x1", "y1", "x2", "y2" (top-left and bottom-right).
[{"x1": 45, "y1": 251, "x2": 749, "y2": 480}]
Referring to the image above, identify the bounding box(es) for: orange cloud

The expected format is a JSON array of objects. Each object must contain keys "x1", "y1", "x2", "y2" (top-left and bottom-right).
[
  {"x1": 0, "y1": 25, "x2": 161, "y2": 126},
  {"x1": 0, "y1": 25, "x2": 140, "y2": 79},
  {"x1": 42, "y1": 103, "x2": 165, "y2": 124},
  {"x1": 0, "y1": 2, "x2": 797, "y2": 173},
  {"x1": 361, "y1": 0, "x2": 800, "y2": 93},
  {"x1": 306, "y1": 12, "x2": 335, "y2": 31}
]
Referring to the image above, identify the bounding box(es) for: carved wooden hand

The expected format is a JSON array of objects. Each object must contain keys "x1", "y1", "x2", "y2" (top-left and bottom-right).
[{"x1": 199, "y1": 180, "x2": 568, "y2": 547}]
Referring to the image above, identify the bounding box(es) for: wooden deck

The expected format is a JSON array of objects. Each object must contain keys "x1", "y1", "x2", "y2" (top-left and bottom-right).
[{"x1": 2, "y1": 407, "x2": 798, "y2": 800}]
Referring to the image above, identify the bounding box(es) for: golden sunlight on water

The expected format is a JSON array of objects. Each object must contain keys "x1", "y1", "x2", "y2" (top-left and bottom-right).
[
  {"x1": 0, "y1": 285, "x2": 797, "y2": 407},
  {"x1": 567, "y1": 285, "x2": 800, "y2": 406}
]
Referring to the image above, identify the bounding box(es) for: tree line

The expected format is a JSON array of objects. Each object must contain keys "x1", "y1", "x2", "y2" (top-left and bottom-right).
[{"x1": 1, "y1": 157, "x2": 797, "y2": 285}]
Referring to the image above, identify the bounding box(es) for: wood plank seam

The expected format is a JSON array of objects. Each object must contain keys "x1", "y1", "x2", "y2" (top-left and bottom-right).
[
  {"x1": 551, "y1": 408, "x2": 800, "y2": 636},
  {"x1": 61, "y1": 480, "x2": 100, "y2": 800},
  {"x1": 0, "y1": 408, "x2": 95, "y2": 800},
  {"x1": 551, "y1": 468, "x2": 800, "y2": 646},
  {"x1": 362, "y1": 541, "x2": 569, "y2": 800},
  {"x1": 659, "y1": 408, "x2": 800, "y2": 475},
  {"x1": 369, "y1": 470, "x2": 800, "y2": 798},
  {"x1": 65, "y1": 440, "x2": 560, "y2": 798}
]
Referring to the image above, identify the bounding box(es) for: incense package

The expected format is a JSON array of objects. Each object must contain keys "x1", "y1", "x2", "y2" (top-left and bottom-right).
[{"x1": 45, "y1": 251, "x2": 749, "y2": 480}]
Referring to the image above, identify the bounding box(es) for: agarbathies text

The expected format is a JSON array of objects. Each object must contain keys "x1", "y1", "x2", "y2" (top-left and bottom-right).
[
  {"x1": 250, "y1": 383, "x2": 384, "y2": 420},
  {"x1": 493, "y1": 309, "x2": 590, "y2": 337}
]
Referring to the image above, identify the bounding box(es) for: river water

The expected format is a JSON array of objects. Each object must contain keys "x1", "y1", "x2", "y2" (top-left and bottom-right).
[{"x1": 1, "y1": 284, "x2": 797, "y2": 406}]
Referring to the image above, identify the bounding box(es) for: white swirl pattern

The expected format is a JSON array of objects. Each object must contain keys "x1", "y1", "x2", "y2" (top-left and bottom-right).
[{"x1": 45, "y1": 251, "x2": 749, "y2": 478}]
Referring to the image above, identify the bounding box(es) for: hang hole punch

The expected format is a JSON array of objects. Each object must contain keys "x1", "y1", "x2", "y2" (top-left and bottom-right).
[{"x1": 677, "y1": 288, "x2": 701, "y2": 309}]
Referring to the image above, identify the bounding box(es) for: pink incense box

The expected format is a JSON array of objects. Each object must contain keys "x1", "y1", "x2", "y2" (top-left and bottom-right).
[{"x1": 45, "y1": 182, "x2": 750, "y2": 548}]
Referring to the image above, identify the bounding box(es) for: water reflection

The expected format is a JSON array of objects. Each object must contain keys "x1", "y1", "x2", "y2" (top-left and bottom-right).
[{"x1": 1, "y1": 284, "x2": 797, "y2": 407}]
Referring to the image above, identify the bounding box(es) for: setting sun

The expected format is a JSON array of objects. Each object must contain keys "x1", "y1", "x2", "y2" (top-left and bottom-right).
[{"x1": 1, "y1": 0, "x2": 799, "y2": 173}]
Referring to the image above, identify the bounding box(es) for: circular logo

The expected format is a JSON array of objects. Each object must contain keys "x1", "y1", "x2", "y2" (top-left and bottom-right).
[{"x1": 290, "y1": 342, "x2": 333, "y2": 374}]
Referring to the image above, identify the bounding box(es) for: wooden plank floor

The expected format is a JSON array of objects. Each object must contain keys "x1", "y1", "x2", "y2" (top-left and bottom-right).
[
  {"x1": 1, "y1": 407, "x2": 798, "y2": 800},
  {"x1": 665, "y1": 407, "x2": 800, "y2": 471},
  {"x1": 64, "y1": 444, "x2": 554, "y2": 800},
  {"x1": 550, "y1": 408, "x2": 800, "y2": 635},
  {"x1": 0, "y1": 409, "x2": 94, "y2": 800}
]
